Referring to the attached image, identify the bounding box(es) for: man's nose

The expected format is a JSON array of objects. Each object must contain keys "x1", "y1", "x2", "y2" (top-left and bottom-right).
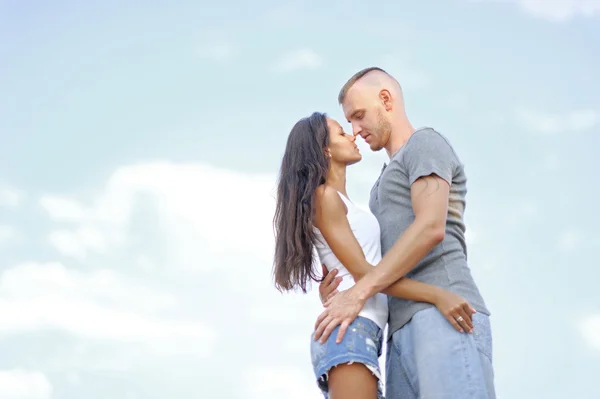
[{"x1": 352, "y1": 123, "x2": 362, "y2": 137}]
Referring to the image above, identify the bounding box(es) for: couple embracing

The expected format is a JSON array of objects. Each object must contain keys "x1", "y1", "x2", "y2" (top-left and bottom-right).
[{"x1": 273, "y1": 67, "x2": 495, "y2": 399}]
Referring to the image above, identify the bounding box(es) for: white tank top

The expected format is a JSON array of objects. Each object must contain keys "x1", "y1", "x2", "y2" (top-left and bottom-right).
[{"x1": 313, "y1": 191, "x2": 388, "y2": 330}]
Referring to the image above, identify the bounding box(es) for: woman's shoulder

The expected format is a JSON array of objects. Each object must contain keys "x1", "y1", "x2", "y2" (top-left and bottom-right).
[
  {"x1": 314, "y1": 184, "x2": 346, "y2": 214},
  {"x1": 315, "y1": 184, "x2": 336, "y2": 199}
]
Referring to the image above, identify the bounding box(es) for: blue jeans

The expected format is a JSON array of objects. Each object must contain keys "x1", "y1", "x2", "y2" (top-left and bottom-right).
[
  {"x1": 386, "y1": 307, "x2": 495, "y2": 399},
  {"x1": 310, "y1": 316, "x2": 385, "y2": 398}
]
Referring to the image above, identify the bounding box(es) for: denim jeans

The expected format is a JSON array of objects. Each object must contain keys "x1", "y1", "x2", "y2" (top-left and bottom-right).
[
  {"x1": 386, "y1": 307, "x2": 495, "y2": 399},
  {"x1": 310, "y1": 316, "x2": 385, "y2": 398}
]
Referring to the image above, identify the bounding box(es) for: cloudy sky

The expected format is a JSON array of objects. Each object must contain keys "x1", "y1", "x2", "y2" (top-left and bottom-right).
[{"x1": 1, "y1": 0, "x2": 599, "y2": 398}]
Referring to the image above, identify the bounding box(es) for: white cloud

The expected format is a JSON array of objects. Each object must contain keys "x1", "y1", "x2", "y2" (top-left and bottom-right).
[
  {"x1": 0, "y1": 262, "x2": 216, "y2": 357},
  {"x1": 0, "y1": 186, "x2": 22, "y2": 207},
  {"x1": 48, "y1": 225, "x2": 116, "y2": 260},
  {"x1": 0, "y1": 261, "x2": 176, "y2": 312},
  {"x1": 272, "y1": 49, "x2": 323, "y2": 72},
  {"x1": 40, "y1": 161, "x2": 277, "y2": 272},
  {"x1": 517, "y1": 108, "x2": 599, "y2": 135},
  {"x1": 39, "y1": 196, "x2": 88, "y2": 222},
  {"x1": 579, "y1": 315, "x2": 600, "y2": 350},
  {"x1": 471, "y1": 0, "x2": 600, "y2": 21},
  {"x1": 0, "y1": 370, "x2": 52, "y2": 399}
]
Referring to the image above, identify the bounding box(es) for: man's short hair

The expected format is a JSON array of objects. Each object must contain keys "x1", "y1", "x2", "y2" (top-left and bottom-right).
[{"x1": 337, "y1": 66, "x2": 388, "y2": 104}]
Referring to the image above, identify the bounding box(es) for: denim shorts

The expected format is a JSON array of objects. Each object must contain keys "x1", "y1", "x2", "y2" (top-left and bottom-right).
[{"x1": 310, "y1": 316, "x2": 385, "y2": 398}]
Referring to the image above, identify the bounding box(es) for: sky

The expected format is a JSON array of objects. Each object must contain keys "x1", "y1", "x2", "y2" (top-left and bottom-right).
[{"x1": 0, "y1": 0, "x2": 599, "y2": 398}]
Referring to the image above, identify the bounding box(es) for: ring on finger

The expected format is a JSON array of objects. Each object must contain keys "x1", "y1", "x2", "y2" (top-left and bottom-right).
[{"x1": 456, "y1": 316, "x2": 464, "y2": 322}]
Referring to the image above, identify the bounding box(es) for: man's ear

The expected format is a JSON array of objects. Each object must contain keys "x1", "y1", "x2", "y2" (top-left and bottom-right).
[{"x1": 379, "y1": 89, "x2": 393, "y2": 111}]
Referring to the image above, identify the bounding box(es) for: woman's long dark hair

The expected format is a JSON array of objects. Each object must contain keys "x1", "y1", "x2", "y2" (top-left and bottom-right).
[{"x1": 273, "y1": 112, "x2": 330, "y2": 293}]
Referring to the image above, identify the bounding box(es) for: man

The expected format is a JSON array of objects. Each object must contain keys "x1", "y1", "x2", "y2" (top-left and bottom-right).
[{"x1": 314, "y1": 67, "x2": 495, "y2": 398}]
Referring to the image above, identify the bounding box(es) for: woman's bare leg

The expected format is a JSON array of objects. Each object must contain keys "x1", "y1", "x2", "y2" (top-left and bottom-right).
[{"x1": 327, "y1": 363, "x2": 379, "y2": 399}]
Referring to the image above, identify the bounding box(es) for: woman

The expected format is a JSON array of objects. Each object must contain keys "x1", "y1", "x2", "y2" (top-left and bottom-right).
[{"x1": 273, "y1": 112, "x2": 476, "y2": 399}]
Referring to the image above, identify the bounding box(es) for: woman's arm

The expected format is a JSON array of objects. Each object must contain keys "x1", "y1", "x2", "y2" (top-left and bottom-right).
[{"x1": 314, "y1": 186, "x2": 474, "y2": 332}]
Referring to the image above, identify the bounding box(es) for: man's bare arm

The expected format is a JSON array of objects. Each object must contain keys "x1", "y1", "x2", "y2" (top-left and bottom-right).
[
  {"x1": 315, "y1": 185, "x2": 454, "y2": 305},
  {"x1": 353, "y1": 174, "x2": 450, "y2": 301}
]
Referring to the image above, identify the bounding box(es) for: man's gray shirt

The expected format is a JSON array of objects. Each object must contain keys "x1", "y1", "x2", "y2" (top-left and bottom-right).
[{"x1": 369, "y1": 127, "x2": 490, "y2": 339}]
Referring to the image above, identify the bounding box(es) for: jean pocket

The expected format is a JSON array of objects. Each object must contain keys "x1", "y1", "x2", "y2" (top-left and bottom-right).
[{"x1": 472, "y1": 314, "x2": 493, "y2": 363}]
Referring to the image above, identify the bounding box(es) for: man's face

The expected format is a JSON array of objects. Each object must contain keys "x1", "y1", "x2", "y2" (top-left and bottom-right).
[{"x1": 341, "y1": 86, "x2": 391, "y2": 152}]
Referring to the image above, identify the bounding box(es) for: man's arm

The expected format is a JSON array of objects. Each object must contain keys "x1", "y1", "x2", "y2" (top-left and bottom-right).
[
  {"x1": 314, "y1": 175, "x2": 451, "y2": 342},
  {"x1": 314, "y1": 185, "x2": 472, "y2": 335},
  {"x1": 315, "y1": 185, "x2": 444, "y2": 304},
  {"x1": 353, "y1": 173, "x2": 449, "y2": 301}
]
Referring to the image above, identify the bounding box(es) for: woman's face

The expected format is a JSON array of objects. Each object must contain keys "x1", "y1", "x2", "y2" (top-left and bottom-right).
[{"x1": 325, "y1": 117, "x2": 362, "y2": 166}]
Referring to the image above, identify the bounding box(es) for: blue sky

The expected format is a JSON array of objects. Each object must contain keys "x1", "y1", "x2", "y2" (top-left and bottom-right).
[{"x1": 1, "y1": 0, "x2": 599, "y2": 398}]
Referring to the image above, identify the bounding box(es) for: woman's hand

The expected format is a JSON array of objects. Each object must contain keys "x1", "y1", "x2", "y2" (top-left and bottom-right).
[
  {"x1": 318, "y1": 265, "x2": 342, "y2": 305},
  {"x1": 432, "y1": 289, "x2": 476, "y2": 333}
]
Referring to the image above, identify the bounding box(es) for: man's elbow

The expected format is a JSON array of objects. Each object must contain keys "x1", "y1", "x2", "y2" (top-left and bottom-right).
[
  {"x1": 429, "y1": 227, "x2": 445, "y2": 245},
  {"x1": 421, "y1": 219, "x2": 445, "y2": 245}
]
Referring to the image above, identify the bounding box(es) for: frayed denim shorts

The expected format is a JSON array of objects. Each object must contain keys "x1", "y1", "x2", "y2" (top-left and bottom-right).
[{"x1": 310, "y1": 316, "x2": 385, "y2": 398}]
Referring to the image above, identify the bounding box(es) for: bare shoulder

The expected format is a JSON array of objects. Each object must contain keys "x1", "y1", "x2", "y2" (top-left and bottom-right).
[{"x1": 314, "y1": 185, "x2": 347, "y2": 216}]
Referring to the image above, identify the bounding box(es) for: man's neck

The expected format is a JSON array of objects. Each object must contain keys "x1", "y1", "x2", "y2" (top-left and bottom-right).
[{"x1": 385, "y1": 122, "x2": 416, "y2": 159}]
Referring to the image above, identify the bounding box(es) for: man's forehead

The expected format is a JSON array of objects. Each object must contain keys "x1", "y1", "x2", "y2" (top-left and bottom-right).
[{"x1": 342, "y1": 90, "x2": 361, "y2": 115}]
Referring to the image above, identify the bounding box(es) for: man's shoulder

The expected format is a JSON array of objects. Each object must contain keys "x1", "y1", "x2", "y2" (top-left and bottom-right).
[
  {"x1": 388, "y1": 127, "x2": 449, "y2": 165},
  {"x1": 405, "y1": 127, "x2": 461, "y2": 164},
  {"x1": 406, "y1": 127, "x2": 453, "y2": 149}
]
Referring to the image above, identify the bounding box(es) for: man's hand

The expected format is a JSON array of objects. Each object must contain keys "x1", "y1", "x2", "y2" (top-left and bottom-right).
[
  {"x1": 313, "y1": 286, "x2": 365, "y2": 344},
  {"x1": 318, "y1": 265, "x2": 342, "y2": 306}
]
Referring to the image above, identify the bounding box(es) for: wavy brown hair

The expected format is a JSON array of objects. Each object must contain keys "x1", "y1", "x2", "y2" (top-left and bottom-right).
[{"x1": 273, "y1": 112, "x2": 330, "y2": 293}]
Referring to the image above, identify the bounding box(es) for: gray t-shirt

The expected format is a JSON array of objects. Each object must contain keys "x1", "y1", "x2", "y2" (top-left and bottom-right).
[{"x1": 369, "y1": 127, "x2": 490, "y2": 338}]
